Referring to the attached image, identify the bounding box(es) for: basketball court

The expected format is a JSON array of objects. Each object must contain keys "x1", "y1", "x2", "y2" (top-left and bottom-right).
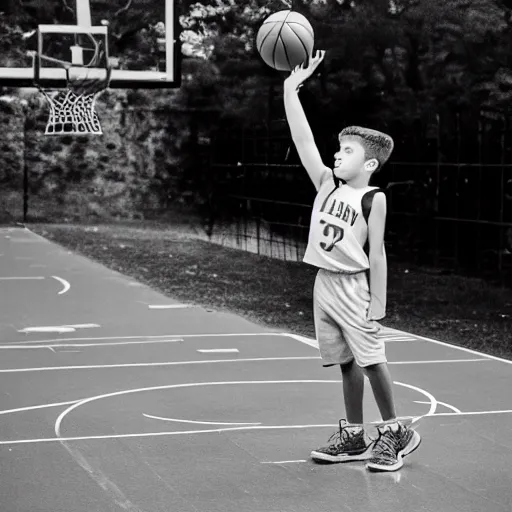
[
  {"x1": 1, "y1": 2, "x2": 512, "y2": 511},
  {"x1": 1, "y1": 225, "x2": 512, "y2": 512}
]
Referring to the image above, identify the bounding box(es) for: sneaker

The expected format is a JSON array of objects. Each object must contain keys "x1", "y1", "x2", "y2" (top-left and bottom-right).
[
  {"x1": 365, "y1": 420, "x2": 421, "y2": 472},
  {"x1": 311, "y1": 419, "x2": 375, "y2": 463}
]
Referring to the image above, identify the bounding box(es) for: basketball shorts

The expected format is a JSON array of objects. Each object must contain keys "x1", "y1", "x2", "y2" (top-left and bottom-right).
[{"x1": 313, "y1": 268, "x2": 387, "y2": 368}]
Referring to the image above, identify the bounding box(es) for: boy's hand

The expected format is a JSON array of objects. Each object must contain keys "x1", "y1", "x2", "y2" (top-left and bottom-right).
[
  {"x1": 284, "y1": 50, "x2": 326, "y2": 92},
  {"x1": 368, "y1": 301, "x2": 386, "y2": 322}
]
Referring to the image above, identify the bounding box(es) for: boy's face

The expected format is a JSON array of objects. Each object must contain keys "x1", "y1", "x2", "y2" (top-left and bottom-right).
[{"x1": 333, "y1": 138, "x2": 377, "y2": 180}]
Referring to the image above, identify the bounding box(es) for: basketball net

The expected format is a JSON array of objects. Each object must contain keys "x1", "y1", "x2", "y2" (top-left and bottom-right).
[
  {"x1": 35, "y1": 32, "x2": 111, "y2": 136},
  {"x1": 38, "y1": 67, "x2": 111, "y2": 135}
]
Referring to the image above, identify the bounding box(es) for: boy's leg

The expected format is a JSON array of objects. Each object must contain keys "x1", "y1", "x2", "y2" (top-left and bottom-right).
[
  {"x1": 310, "y1": 271, "x2": 375, "y2": 463},
  {"x1": 340, "y1": 359, "x2": 365, "y2": 424},
  {"x1": 310, "y1": 354, "x2": 374, "y2": 463},
  {"x1": 363, "y1": 362, "x2": 396, "y2": 421},
  {"x1": 328, "y1": 272, "x2": 395, "y2": 421},
  {"x1": 363, "y1": 362, "x2": 421, "y2": 472},
  {"x1": 329, "y1": 272, "x2": 421, "y2": 471}
]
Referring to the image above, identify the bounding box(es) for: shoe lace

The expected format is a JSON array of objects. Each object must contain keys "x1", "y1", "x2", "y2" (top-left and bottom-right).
[
  {"x1": 372, "y1": 429, "x2": 399, "y2": 460},
  {"x1": 327, "y1": 421, "x2": 357, "y2": 448}
]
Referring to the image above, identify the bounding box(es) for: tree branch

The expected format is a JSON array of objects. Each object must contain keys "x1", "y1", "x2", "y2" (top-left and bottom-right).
[
  {"x1": 114, "y1": 0, "x2": 134, "y2": 19},
  {"x1": 60, "y1": 0, "x2": 75, "y2": 17},
  {"x1": 111, "y1": 22, "x2": 150, "y2": 44}
]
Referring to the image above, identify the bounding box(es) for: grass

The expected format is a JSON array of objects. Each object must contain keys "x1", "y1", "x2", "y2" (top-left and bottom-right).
[{"x1": 26, "y1": 214, "x2": 512, "y2": 361}]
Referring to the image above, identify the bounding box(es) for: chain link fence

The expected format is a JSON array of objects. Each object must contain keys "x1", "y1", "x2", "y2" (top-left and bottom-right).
[{"x1": 206, "y1": 111, "x2": 512, "y2": 286}]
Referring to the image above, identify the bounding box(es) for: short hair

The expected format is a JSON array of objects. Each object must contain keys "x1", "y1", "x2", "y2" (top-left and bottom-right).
[{"x1": 338, "y1": 126, "x2": 394, "y2": 171}]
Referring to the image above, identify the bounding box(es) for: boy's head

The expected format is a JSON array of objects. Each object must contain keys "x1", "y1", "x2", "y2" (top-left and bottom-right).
[{"x1": 333, "y1": 126, "x2": 394, "y2": 183}]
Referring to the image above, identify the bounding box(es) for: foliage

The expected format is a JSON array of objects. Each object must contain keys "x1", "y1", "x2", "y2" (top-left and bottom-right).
[
  {"x1": 3, "y1": 1, "x2": 512, "y2": 121},
  {"x1": 179, "y1": 0, "x2": 512, "y2": 123},
  {"x1": 3, "y1": 1, "x2": 512, "y2": 220}
]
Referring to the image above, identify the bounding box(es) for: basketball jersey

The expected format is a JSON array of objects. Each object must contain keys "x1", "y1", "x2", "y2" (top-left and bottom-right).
[{"x1": 303, "y1": 173, "x2": 384, "y2": 273}]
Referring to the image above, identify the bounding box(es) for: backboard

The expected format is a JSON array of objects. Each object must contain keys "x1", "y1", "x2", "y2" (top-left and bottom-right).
[{"x1": 0, "y1": 0, "x2": 181, "y2": 89}]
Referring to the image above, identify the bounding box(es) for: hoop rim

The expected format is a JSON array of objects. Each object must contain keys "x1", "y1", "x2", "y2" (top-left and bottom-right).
[
  {"x1": 32, "y1": 52, "x2": 112, "y2": 92},
  {"x1": 38, "y1": 35, "x2": 102, "y2": 68}
]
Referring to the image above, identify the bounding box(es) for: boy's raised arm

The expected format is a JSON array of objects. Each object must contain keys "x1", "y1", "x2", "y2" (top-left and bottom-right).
[{"x1": 283, "y1": 51, "x2": 330, "y2": 191}]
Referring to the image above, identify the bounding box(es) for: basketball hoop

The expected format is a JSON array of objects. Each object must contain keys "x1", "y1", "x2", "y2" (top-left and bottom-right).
[
  {"x1": 34, "y1": 26, "x2": 111, "y2": 135},
  {"x1": 37, "y1": 66, "x2": 111, "y2": 135}
]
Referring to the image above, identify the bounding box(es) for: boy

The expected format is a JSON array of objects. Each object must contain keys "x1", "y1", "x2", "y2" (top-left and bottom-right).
[{"x1": 283, "y1": 50, "x2": 421, "y2": 472}]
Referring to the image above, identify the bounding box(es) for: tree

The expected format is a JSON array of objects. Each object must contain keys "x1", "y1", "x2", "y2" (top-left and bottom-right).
[{"x1": 177, "y1": 0, "x2": 512, "y2": 126}]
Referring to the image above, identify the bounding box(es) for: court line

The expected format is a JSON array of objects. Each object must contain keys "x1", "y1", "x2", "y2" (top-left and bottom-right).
[
  {"x1": 3, "y1": 409, "x2": 512, "y2": 447},
  {"x1": 285, "y1": 331, "x2": 512, "y2": 365},
  {"x1": 19, "y1": 327, "x2": 75, "y2": 334},
  {"x1": 424, "y1": 409, "x2": 512, "y2": 418},
  {"x1": 0, "y1": 276, "x2": 45, "y2": 280},
  {"x1": 54, "y1": 381, "x2": 354, "y2": 440},
  {"x1": 0, "y1": 366, "x2": 437, "y2": 421},
  {"x1": 54, "y1": 379, "x2": 437, "y2": 440},
  {"x1": 18, "y1": 324, "x2": 101, "y2": 334},
  {"x1": 396, "y1": 381, "x2": 437, "y2": 419},
  {"x1": 414, "y1": 400, "x2": 461, "y2": 414},
  {"x1": 0, "y1": 357, "x2": 491, "y2": 373},
  {"x1": 197, "y1": 349, "x2": 239, "y2": 354},
  {"x1": 0, "y1": 356, "x2": 318, "y2": 373},
  {"x1": 0, "y1": 338, "x2": 184, "y2": 350},
  {"x1": 0, "y1": 400, "x2": 80, "y2": 416},
  {"x1": 51, "y1": 276, "x2": 70, "y2": 295},
  {"x1": 285, "y1": 333, "x2": 318, "y2": 348},
  {"x1": 3, "y1": 330, "x2": 420, "y2": 348},
  {"x1": 143, "y1": 414, "x2": 261, "y2": 426},
  {"x1": 7, "y1": 376, "x2": 511, "y2": 447},
  {"x1": 389, "y1": 358, "x2": 489, "y2": 365},
  {"x1": 393, "y1": 329, "x2": 512, "y2": 366},
  {"x1": 285, "y1": 332, "x2": 416, "y2": 348},
  {"x1": 6, "y1": 332, "x2": 287, "y2": 346},
  {"x1": 0, "y1": 316, "x2": 507, "y2": 447},
  {"x1": 0, "y1": 371, "x2": 437, "y2": 420},
  {"x1": 261, "y1": 460, "x2": 307, "y2": 464},
  {"x1": 0, "y1": 425, "x2": 345, "y2": 445}
]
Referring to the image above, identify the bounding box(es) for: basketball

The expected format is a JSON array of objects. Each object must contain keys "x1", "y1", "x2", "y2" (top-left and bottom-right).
[{"x1": 256, "y1": 10, "x2": 314, "y2": 72}]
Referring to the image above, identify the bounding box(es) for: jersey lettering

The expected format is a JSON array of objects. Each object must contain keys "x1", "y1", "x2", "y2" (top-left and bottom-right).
[
  {"x1": 319, "y1": 219, "x2": 344, "y2": 252},
  {"x1": 320, "y1": 195, "x2": 359, "y2": 226}
]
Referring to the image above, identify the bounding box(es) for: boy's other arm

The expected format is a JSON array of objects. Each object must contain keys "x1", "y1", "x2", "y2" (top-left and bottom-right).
[
  {"x1": 283, "y1": 84, "x2": 331, "y2": 191},
  {"x1": 367, "y1": 192, "x2": 388, "y2": 321}
]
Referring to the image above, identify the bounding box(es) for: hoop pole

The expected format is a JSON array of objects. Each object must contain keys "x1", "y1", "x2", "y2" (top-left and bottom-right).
[
  {"x1": 23, "y1": 110, "x2": 29, "y2": 222},
  {"x1": 76, "y1": 0, "x2": 92, "y2": 27},
  {"x1": 33, "y1": 51, "x2": 40, "y2": 83},
  {"x1": 166, "y1": 0, "x2": 173, "y2": 80}
]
